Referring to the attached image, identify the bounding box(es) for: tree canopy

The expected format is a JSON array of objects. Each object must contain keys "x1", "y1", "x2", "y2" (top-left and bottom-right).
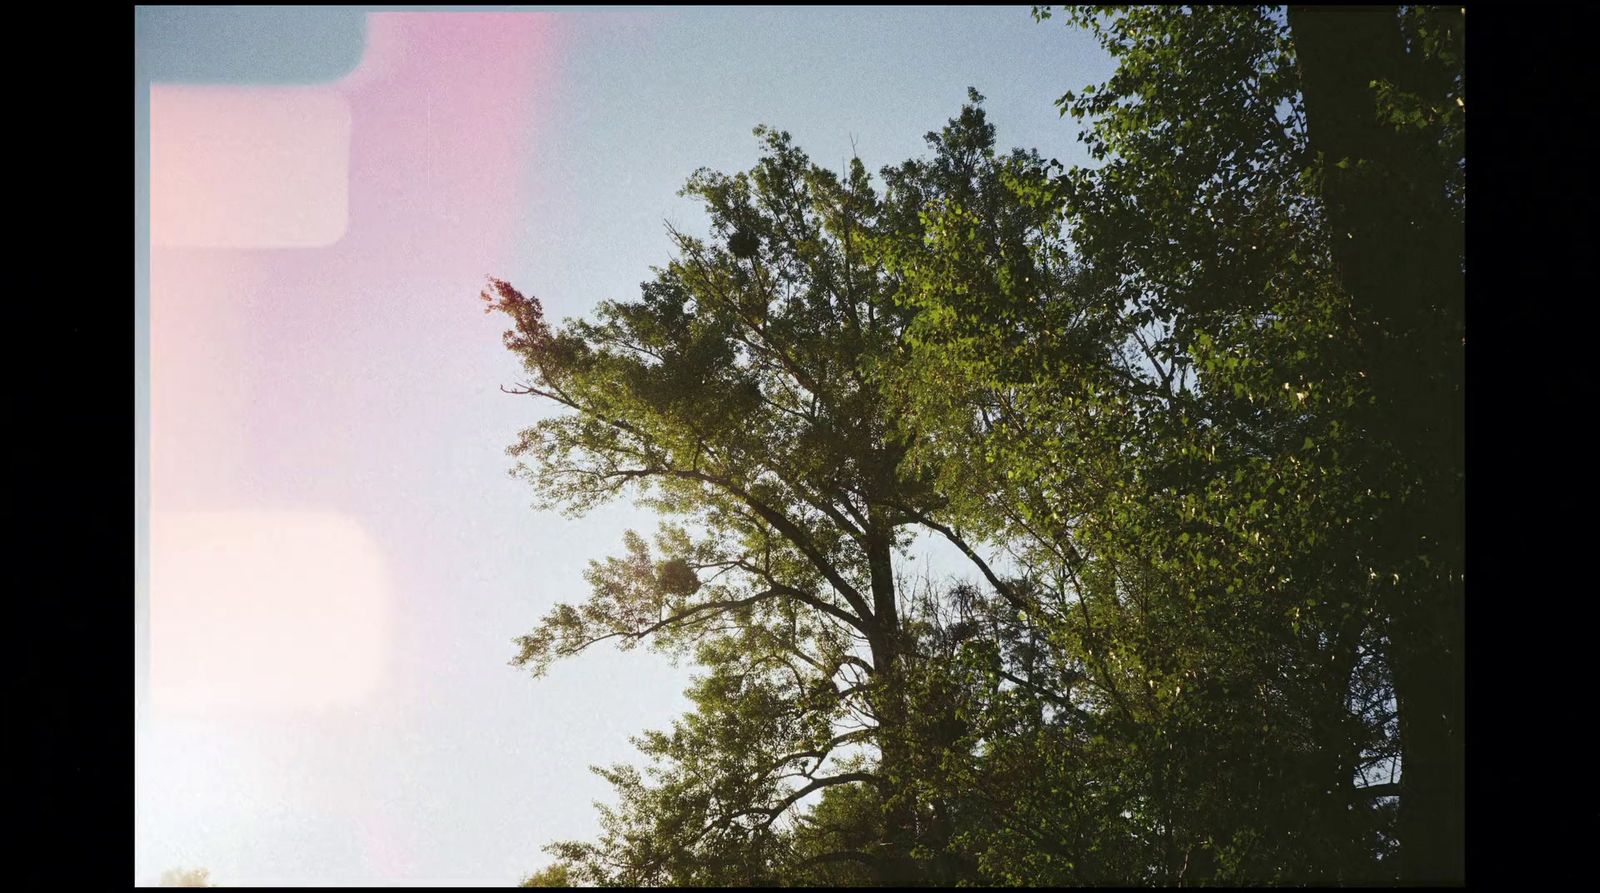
[{"x1": 486, "y1": 5, "x2": 1463, "y2": 885}]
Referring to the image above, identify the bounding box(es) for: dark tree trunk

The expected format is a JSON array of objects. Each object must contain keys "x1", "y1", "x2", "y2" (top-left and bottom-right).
[
  {"x1": 865, "y1": 525, "x2": 920, "y2": 885},
  {"x1": 1287, "y1": 6, "x2": 1464, "y2": 885}
]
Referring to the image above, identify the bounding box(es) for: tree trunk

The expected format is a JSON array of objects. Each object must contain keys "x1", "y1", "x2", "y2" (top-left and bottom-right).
[
  {"x1": 865, "y1": 527, "x2": 919, "y2": 885},
  {"x1": 1287, "y1": 6, "x2": 1465, "y2": 885}
]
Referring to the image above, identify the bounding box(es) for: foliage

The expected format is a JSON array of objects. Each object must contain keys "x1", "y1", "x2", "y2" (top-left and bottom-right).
[
  {"x1": 911, "y1": 4, "x2": 1457, "y2": 882},
  {"x1": 519, "y1": 862, "x2": 575, "y2": 887},
  {"x1": 483, "y1": 113, "x2": 1031, "y2": 885},
  {"x1": 490, "y1": 5, "x2": 1462, "y2": 885}
]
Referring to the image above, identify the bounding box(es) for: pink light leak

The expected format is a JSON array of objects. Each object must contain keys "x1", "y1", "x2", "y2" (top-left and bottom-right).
[
  {"x1": 150, "y1": 12, "x2": 564, "y2": 514},
  {"x1": 151, "y1": 87, "x2": 352, "y2": 249},
  {"x1": 148, "y1": 12, "x2": 568, "y2": 716}
]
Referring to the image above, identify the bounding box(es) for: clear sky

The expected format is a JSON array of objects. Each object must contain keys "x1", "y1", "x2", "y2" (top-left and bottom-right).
[{"x1": 134, "y1": 7, "x2": 1114, "y2": 886}]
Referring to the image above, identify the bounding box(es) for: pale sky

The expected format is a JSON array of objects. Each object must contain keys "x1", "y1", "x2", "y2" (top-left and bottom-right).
[{"x1": 134, "y1": 7, "x2": 1113, "y2": 886}]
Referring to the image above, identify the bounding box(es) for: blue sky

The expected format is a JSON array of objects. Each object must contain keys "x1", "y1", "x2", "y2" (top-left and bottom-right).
[{"x1": 135, "y1": 7, "x2": 1114, "y2": 886}]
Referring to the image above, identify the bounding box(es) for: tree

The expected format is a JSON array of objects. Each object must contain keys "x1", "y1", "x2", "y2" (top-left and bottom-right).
[
  {"x1": 1283, "y1": 8, "x2": 1463, "y2": 883},
  {"x1": 488, "y1": 7, "x2": 1463, "y2": 881},
  {"x1": 484, "y1": 109, "x2": 1053, "y2": 884},
  {"x1": 900, "y1": 3, "x2": 1459, "y2": 882},
  {"x1": 519, "y1": 862, "x2": 575, "y2": 887},
  {"x1": 1044, "y1": 5, "x2": 1461, "y2": 881},
  {"x1": 881, "y1": 63, "x2": 1399, "y2": 881}
]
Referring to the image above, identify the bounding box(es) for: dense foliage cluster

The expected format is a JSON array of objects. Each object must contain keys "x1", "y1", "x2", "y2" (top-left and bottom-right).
[{"x1": 487, "y1": 6, "x2": 1463, "y2": 885}]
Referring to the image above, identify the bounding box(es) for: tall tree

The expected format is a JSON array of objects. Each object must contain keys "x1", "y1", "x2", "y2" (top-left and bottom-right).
[
  {"x1": 1284, "y1": 7, "x2": 1464, "y2": 883},
  {"x1": 882, "y1": 57, "x2": 1398, "y2": 880},
  {"x1": 487, "y1": 7, "x2": 1463, "y2": 877},
  {"x1": 484, "y1": 114, "x2": 1052, "y2": 884},
  {"x1": 1000, "y1": 3, "x2": 1460, "y2": 881}
]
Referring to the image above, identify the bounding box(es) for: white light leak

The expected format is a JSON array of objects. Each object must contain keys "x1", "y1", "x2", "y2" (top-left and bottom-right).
[{"x1": 149, "y1": 511, "x2": 393, "y2": 714}]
